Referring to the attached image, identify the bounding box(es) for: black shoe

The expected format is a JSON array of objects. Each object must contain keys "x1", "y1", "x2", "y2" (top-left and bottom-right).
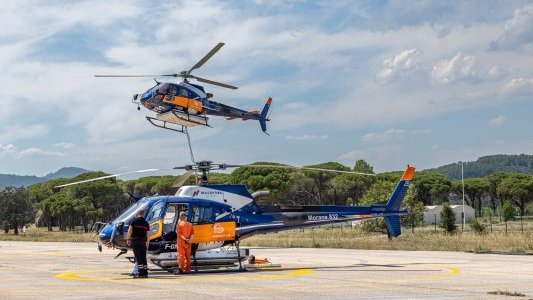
[
  {"x1": 174, "y1": 269, "x2": 186, "y2": 275},
  {"x1": 129, "y1": 272, "x2": 137, "y2": 277},
  {"x1": 137, "y1": 274, "x2": 148, "y2": 278}
]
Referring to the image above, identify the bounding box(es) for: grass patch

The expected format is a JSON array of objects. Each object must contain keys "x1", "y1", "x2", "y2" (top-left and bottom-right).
[
  {"x1": 473, "y1": 245, "x2": 491, "y2": 253},
  {"x1": 2, "y1": 224, "x2": 533, "y2": 254},
  {"x1": 242, "y1": 226, "x2": 533, "y2": 253},
  {"x1": 487, "y1": 290, "x2": 525, "y2": 297},
  {"x1": 0, "y1": 226, "x2": 96, "y2": 243}
]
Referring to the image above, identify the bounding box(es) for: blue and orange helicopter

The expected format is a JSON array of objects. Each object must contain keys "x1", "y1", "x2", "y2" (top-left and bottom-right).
[
  {"x1": 56, "y1": 161, "x2": 415, "y2": 272},
  {"x1": 95, "y1": 43, "x2": 272, "y2": 133}
]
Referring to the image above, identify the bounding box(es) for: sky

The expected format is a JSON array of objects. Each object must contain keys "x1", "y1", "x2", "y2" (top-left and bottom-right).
[{"x1": 1, "y1": 0, "x2": 533, "y2": 176}]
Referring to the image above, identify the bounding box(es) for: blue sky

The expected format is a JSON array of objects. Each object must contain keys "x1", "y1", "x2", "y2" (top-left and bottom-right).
[{"x1": 1, "y1": 0, "x2": 533, "y2": 176}]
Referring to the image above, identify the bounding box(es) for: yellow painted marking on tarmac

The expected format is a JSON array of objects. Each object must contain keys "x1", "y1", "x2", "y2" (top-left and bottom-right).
[
  {"x1": 38, "y1": 250, "x2": 66, "y2": 256},
  {"x1": 215, "y1": 264, "x2": 462, "y2": 292},
  {"x1": 54, "y1": 268, "x2": 313, "y2": 283},
  {"x1": 53, "y1": 264, "x2": 460, "y2": 287}
]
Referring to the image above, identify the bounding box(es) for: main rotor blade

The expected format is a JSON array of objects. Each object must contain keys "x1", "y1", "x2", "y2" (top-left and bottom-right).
[
  {"x1": 187, "y1": 43, "x2": 225, "y2": 75},
  {"x1": 94, "y1": 74, "x2": 179, "y2": 78},
  {"x1": 172, "y1": 170, "x2": 194, "y2": 188},
  {"x1": 54, "y1": 168, "x2": 171, "y2": 189},
  {"x1": 190, "y1": 75, "x2": 238, "y2": 90},
  {"x1": 231, "y1": 164, "x2": 376, "y2": 176}
]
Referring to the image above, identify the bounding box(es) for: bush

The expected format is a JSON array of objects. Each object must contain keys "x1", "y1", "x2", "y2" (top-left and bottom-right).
[
  {"x1": 501, "y1": 201, "x2": 515, "y2": 222},
  {"x1": 473, "y1": 245, "x2": 490, "y2": 253},
  {"x1": 440, "y1": 203, "x2": 457, "y2": 234},
  {"x1": 360, "y1": 218, "x2": 386, "y2": 234},
  {"x1": 469, "y1": 219, "x2": 486, "y2": 235}
]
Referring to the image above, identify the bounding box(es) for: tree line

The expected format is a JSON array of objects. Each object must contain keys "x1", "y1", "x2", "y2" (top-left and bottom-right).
[
  {"x1": 1, "y1": 160, "x2": 532, "y2": 235},
  {"x1": 426, "y1": 154, "x2": 533, "y2": 180}
]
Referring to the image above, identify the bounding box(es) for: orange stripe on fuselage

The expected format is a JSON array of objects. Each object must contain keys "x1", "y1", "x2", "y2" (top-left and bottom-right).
[
  {"x1": 163, "y1": 96, "x2": 203, "y2": 112},
  {"x1": 400, "y1": 165, "x2": 416, "y2": 181}
]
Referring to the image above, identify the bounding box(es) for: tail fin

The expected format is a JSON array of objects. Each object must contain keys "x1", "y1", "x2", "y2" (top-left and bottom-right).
[
  {"x1": 385, "y1": 165, "x2": 415, "y2": 211},
  {"x1": 384, "y1": 165, "x2": 415, "y2": 237},
  {"x1": 258, "y1": 97, "x2": 272, "y2": 134}
]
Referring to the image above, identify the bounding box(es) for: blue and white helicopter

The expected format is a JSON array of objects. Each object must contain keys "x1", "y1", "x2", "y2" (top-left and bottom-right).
[
  {"x1": 95, "y1": 43, "x2": 272, "y2": 134},
  {"x1": 56, "y1": 161, "x2": 415, "y2": 271}
]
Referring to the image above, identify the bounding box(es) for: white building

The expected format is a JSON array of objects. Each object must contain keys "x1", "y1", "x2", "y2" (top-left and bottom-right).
[{"x1": 424, "y1": 205, "x2": 475, "y2": 224}]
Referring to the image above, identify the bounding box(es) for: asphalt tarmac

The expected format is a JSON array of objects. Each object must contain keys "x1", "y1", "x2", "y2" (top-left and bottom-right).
[{"x1": 1, "y1": 241, "x2": 532, "y2": 299}]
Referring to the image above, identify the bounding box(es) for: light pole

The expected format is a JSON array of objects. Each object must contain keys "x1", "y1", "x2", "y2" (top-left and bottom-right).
[{"x1": 461, "y1": 161, "x2": 466, "y2": 230}]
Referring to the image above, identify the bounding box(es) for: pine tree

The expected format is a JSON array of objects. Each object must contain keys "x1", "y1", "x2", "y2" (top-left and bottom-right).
[{"x1": 440, "y1": 202, "x2": 457, "y2": 234}]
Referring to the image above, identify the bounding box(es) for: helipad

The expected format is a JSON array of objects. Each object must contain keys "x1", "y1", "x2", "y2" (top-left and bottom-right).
[{"x1": 1, "y1": 241, "x2": 532, "y2": 299}]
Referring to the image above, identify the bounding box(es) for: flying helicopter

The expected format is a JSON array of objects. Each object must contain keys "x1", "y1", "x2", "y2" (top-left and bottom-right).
[
  {"x1": 55, "y1": 161, "x2": 415, "y2": 272},
  {"x1": 95, "y1": 43, "x2": 272, "y2": 134}
]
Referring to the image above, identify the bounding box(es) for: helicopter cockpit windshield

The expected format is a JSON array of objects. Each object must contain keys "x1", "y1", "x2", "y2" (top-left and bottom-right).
[
  {"x1": 140, "y1": 83, "x2": 173, "y2": 112},
  {"x1": 111, "y1": 199, "x2": 150, "y2": 225}
]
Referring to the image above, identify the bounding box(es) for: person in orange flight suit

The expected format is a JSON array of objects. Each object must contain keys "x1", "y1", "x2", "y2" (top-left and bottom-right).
[{"x1": 175, "y1": 211, "x2": 194, "y2": 274}]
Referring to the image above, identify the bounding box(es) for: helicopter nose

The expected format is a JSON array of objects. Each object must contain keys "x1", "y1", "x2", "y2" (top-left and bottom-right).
[
  {"x1": 98, "y1": 223, "x2": 114, "y2": 242},
  {"x1": 140, "y1": 91, "x2": 153, "y2": 102}
]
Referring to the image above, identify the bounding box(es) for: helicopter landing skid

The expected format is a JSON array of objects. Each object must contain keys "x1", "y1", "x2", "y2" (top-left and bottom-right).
[
  {"x1": 156, "y1": 110, "x2": 210, "y2": 128},
  {"x1": 145, "y1": 116, "x2": 187, "y2": 133}
]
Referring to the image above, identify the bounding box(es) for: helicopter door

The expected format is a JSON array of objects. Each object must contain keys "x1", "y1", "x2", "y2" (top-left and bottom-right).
[
  {"x1": 189, "y1": 205, "x2": 236, "y2": 243},
  {"x1": 161, "y1": 203, "x2": 188, "y2": 241}
]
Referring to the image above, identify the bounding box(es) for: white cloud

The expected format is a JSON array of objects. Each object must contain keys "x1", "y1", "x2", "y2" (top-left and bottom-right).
[
  {"x1": 362, "y1": 129, "x2": 405, "y2": 142},
  {"x1": 431, "y1": 52, "x2": 477, "y2": 84},
  {"x1": 0, "y1": 144, "x2": 64, "y2": 158},
  {"x1": 285, "y1": 134, "x2": 328, "y2": 141},
  {"x1": 0, "y1": 1, "x2": 141, "y2": 40},
  {"x1": 491, "y1": 4, "x2": 533, "y2": 52},
  {"x1": 0, "y1": 144, "x2": 17, "y2": 156},
  {"x1": 410, "y1": 128, "x2": 432, "y2": 135},
  {"x1": 54, "y1": 142, "x2": 76, "y2": 149},
  {"x1": 337, "y1": 149, "x2": 366, "y2": 161},
  {"x1": 375, "y1": 48, "x2": 421, "y2": 84},
  {"x1": 361, "y1": 128, "x2": 431, "y2": 143},
  {"x1": 17, "y1": 148, "x2": 65, "y2": 158},
  {"x1": 489, "y1": 115, "x2": 506, "y2": 128},
  {"x1": 0, "y1": 124, "x2": 48, "y2": 142},
  {"x1": 502, "y1": 77, "x2": 533, "y2": 95}
]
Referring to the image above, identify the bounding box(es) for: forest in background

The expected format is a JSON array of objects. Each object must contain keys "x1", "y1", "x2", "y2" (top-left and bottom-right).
[{"x1": 1, "y1": 158, "x2": 533, "y2": 235}]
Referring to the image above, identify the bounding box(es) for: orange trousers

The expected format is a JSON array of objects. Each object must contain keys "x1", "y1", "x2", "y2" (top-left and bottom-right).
[{"x1": 177, "y1": 245, "x2": 192, "y2": 272}]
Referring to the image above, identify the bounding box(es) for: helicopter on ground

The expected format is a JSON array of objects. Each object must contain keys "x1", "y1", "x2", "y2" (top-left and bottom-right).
[
  {"x1": 56, "y1": 161, "x2": 415, "y2": 272},
  {"x1": 95, "y1": 43, "x2": 272, "y2": 134}
]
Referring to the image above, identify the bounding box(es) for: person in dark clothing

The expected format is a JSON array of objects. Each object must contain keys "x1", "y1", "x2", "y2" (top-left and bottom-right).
[{"x1": 127, "y1": 210, "x2": 150, "y2": 278}]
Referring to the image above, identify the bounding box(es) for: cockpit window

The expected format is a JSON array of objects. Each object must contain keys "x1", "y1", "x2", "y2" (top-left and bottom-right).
[
  {"x1": 154, "y1": 83, "x2": 169, "y2": 95},
  {"x1": 178, "y1": 88, "x2": 189, "y2": 97},
  {"x1": 147, "y1": 201, "x2": 164, "y2": 222},
  {"x1": 191, "y1": 206, "x2": 214, "y2": 224},
  {"x1": 168, "y1": 84, "x2": 177, "y2": 96},
  {"x1": 112, "y1": 200, "x2": 149, "y2": 225}
]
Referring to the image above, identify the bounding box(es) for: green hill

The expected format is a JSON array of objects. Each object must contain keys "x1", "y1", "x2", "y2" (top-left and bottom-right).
[
  {"x1": 425, "y1": 154, "x2": 533, "y2": 180},
  {"x1": 0, "y1": 167, "x2": 90, "y2": 189}
]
